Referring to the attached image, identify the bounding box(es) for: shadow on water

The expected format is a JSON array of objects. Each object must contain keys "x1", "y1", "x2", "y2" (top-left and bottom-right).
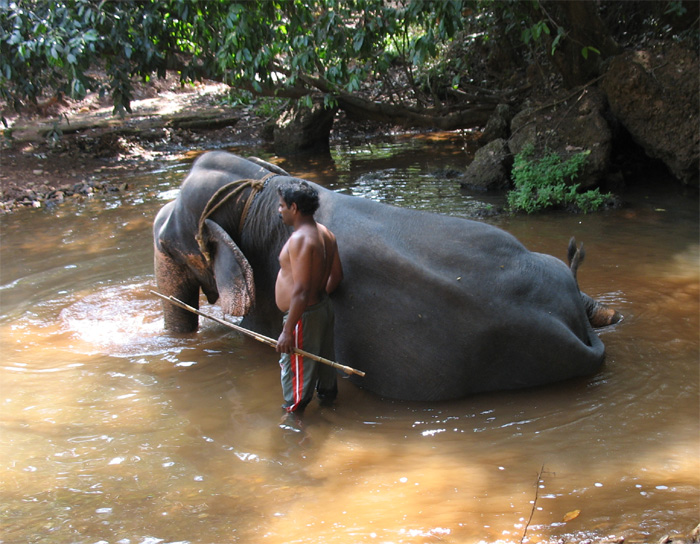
[{"x1": 0, "y1": 134, "x2": 697, "y2": 543}]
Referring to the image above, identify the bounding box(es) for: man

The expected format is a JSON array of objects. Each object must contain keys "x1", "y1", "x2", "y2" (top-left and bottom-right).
[{"x1": 275, "y1": 180, "x2": 343, "y2": 413}]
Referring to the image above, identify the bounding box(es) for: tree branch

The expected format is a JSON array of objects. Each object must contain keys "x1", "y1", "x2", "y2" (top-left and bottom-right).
[
  {"x1": 298, "y1": 72, "x2": 495, "y2": 129},
  {"x1": 162, "y1": 58, "x2": 496, "y2": 131}
]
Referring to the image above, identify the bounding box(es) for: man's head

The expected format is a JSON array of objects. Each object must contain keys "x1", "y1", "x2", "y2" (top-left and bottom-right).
[{"x1": 277, "y1": 180, "x2": 320, "y2": 216}]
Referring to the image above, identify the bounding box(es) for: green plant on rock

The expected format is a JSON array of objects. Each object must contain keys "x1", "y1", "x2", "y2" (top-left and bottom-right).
[{"x1": 507, "y1": 144, "x2": 611, "y2": 213}]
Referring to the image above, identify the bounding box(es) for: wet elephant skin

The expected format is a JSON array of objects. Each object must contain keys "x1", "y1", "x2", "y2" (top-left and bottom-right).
[{"x1": 154, "y1": 151, "x2": 610, "y2": 401}]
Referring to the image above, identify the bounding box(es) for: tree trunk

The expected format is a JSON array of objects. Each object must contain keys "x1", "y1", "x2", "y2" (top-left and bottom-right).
[
  {"x1": 541, "y1": 0, "x2": 621, "y2": 88},
  {"x1": 299, "y1": 74, "x2": 497, "y2": 130},
  {"x1": 337, "y1": 94, "x2": 495, "y2": 130}
]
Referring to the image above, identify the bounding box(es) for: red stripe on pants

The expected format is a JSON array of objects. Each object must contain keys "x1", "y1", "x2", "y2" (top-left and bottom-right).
[{"x1": 288, "y1": 319, "x2": 304, "y2": 412}]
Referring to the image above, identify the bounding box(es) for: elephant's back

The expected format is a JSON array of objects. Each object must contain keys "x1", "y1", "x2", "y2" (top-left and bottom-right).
[
  {"x1": 317, "y1": 190, "x2": 604, "y2": 400},
  {"x1": 320, "y1": 190, "x2": 533, "y2": 293},
  {"x1": 180, "y1": 152, "x2": 273, "y2": 205}
]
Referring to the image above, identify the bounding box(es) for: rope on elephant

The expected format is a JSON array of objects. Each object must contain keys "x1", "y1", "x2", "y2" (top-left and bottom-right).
[
  {"x1": 195, "y1": 173, "x2": 276, "y2": 262},
  {"x1": 239, "y1": 173, "x2": 277, "y2": 233}
]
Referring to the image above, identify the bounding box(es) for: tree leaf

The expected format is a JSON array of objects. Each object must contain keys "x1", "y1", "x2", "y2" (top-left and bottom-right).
[{"x1": 563, "y1": 509, "x2": 581, "y2": 522}]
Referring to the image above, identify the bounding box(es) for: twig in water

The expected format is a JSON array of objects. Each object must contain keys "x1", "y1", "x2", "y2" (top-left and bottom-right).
[{"x1": 520, "y1": 464, "x2": 551, "y2": 544}]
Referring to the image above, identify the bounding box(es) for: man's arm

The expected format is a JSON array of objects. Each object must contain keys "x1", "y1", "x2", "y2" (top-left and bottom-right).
[{"x1": 276, "y1": 235, "x2": 313, "y2": 353}]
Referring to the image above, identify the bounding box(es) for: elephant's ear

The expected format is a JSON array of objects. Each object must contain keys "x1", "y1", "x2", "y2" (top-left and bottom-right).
[{"x1": 204, "y1": 219, "x2": 255, "y2": 316}]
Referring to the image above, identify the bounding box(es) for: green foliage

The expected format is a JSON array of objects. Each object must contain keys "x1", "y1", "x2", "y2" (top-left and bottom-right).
[
  {"x1": 507, "y1": 145, "x2": 611, "y2": 214},
  {"x1": 1, "y1": 0, "x2": 470, "y2": 115},
  {"x1": 517, "y1": 10, "x2": 603, "y2": 60},
  {"x1": 580, "y1": 45, "x2": 601, "y2": 60},
  {"x1": 664, "y1": 0, "x2": 687, "y2": 17},
  {"x1": 0, "y1": 0, "x2": 176, "y2": 115},
  {"x1": 224, "y1": 90, "x2": 288, "y2": 120},
  {"x1": 521, "y1": 19, "x2": 550, "y2": 45},
  {"x1": 2, "y1": 0, "x2": 695, "y2": 120}
]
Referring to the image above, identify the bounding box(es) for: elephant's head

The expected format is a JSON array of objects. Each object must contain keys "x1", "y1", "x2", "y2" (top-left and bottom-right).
[
  {"x1": 153, "y1": 153, "x2": 288, "y2": 333},
  {"x1": 154, "y1": 206, "x2": 257, "y2": 332}
]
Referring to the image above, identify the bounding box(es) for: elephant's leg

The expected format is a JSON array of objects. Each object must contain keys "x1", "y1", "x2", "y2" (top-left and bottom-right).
[{"x1": 154, "y1": 247, "x2": 200, "y2": 332}]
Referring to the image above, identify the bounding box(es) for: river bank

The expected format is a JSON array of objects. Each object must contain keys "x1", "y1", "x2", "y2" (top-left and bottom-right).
[
  {"x1": 0, "y1": 77, "x2": 272, "y2": 213},
  {"x1": 1, "y1": 75, "x2": 401, "y2": 213}
]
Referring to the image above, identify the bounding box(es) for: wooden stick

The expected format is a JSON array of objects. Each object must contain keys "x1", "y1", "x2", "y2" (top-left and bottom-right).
[
  {"x1": 520, "y1": 464, "x2": 546, "y2": 544},
  {"x1": 150, "y1": 290, "x2": 365, "y2": 377}
]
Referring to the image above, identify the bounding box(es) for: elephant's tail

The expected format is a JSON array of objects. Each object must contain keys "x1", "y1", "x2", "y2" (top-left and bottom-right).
[
  {"x1": 567, "y1": 236, "x2": 585, "y2": 285},
  {"x1": 567, "y1": 237, "x2": 622, "y2": 328}
]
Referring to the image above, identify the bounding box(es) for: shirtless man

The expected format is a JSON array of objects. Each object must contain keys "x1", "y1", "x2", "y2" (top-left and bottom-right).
[{"x1": 275, "y1": 180, "x2": 343, "y2": 412}]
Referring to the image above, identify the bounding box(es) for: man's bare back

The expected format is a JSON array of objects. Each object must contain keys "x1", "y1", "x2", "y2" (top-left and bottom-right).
[{"x1": 275, "y1": 193, "x2": 342, "y2": 354}]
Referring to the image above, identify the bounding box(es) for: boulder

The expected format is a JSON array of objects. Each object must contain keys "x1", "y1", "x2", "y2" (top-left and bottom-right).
[
  {"x1": 460, "y1": 138, "x2": 513, "y2": 192},
  {"x1": 509, "y1": 87, "x2": 612, "y2": 189},
  {"x1": 478, "y1": 103, "x2": 513, "y2": 146},
  {"x1": 601, "y1": 44, "x2": 699, "y2": 186},
  {"x1": 273, "y1": 97, "x2": 337, "y2": 154}
]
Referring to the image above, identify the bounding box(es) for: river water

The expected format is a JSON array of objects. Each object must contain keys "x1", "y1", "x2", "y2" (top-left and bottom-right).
[{"x1": 1, "y1": 134, "x2": 698, "y2": 544}]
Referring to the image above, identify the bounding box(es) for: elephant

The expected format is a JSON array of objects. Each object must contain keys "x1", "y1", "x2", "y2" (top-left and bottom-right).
[{"x1": 154, "y1": 151, "x2": 620, "y2": 401}]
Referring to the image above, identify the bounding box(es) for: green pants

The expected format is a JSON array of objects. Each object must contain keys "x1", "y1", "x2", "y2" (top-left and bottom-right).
[{"x1": 279, "y1": 296, "x2": 338, "y2": 412}]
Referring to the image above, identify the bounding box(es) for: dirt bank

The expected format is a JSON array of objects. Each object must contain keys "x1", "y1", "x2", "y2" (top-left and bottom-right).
[
  {"x1": 0, "y1": 75, "x2": 386, "y2": 213},
  {"x1": 0, "y1": 76, "x2": 267, "y2": 213}
]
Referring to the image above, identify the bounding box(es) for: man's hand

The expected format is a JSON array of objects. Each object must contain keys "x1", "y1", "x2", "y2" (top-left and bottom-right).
[{"x1": 276, "y1": 330, "x2": 294, "y2": 353}]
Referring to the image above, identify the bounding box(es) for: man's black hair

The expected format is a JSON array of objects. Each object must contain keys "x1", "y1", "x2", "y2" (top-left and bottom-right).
[{"x1": 277, "y1": 180, "x2": 320, "y2": 216}]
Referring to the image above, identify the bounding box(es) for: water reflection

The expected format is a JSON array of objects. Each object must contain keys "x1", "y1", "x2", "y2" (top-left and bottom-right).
[{"x1": 0, "y1": 136, "x2": 697, "y2": 543}]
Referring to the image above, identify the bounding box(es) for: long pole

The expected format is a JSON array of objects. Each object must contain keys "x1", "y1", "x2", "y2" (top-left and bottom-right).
[{"x1": 150, "y1": 290, "x2": 365, "y2": 377}]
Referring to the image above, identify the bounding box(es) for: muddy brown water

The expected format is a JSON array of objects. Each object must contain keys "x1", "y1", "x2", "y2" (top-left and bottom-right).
[{"x1": 1, "y1": 134, "x2": 698, "y2": 544}]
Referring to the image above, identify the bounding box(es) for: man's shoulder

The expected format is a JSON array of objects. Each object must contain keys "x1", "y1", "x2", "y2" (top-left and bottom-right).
[
  {"x1": 316, "y1": 222, "x2": 336, "y2": 240},
  {"x1": 286, "y1": 225, "x2": 317, "y2": 252}
]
